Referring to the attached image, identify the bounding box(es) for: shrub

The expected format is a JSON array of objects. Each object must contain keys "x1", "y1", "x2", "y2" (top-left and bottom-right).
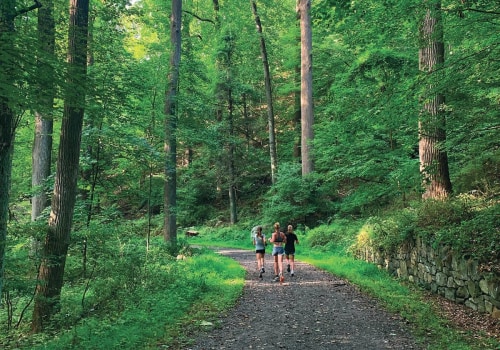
[
  {"x1": 307, "y1": 220, "x2": 362, "y2": 253},
  {"x1": 348, "y1": 196, "x2": 498, "y2": 265},
  {"x1": 415, "y1": 198, "x2": 473, "y2": 235},
  {"x1": 262, "y1": 163, "x2": 335, "y2": 227},
  {"x1": 356, "y1": 209, "x2": 418, "y2": 253}
]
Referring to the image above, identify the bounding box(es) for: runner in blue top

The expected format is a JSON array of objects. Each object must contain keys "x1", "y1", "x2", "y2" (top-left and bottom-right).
[
  {"x1": 270, "y1": 222, "x2": 286, "y2": 282},
  {"x1": 252, "y1": 226, "x2": 266, "y2": 278}
]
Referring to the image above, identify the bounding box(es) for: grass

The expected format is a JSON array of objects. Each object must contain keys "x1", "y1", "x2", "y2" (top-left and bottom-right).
[{"x1": 1, "y1": 247, "x2": 245, "y2": 350}]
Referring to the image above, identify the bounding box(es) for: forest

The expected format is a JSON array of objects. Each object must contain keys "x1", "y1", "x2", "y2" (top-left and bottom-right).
[{"x1": 0, "y1": 0, "x2": 499, "y2": 348}]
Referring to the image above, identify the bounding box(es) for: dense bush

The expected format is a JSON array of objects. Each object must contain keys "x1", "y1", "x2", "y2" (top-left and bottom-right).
[
  {"x1": 306, "y1": 219, "x2": 363, "y2": 254},
  {"x1": 261, "y1": 163, "x2": 336, "y2": 227},
  {"x1": 349, "y1": 196, "x2": 499, "y2": 264}
]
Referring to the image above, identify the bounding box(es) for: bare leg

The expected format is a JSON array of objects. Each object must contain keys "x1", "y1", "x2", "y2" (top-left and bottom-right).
[
  {"x1": 274, "y1": 255, "x2": 279, "y2": 276},
  {"x1": 278, "y1": 254, "x2": 284, "y2": 275},
  {"x1": 278, "y1": 255, "x2": 285, "y2": 283}
]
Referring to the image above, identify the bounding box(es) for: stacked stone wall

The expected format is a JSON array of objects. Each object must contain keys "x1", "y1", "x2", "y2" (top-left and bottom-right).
[{"x1": 357, "y1": 237, "x2": 500, "y2": 319}]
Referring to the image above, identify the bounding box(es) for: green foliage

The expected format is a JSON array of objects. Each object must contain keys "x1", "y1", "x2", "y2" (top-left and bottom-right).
[
  {"x1": 177, "y1": 164, "x2": 218, "y2": 227},
  {"x1": 417, "y1": 198, "x2": 499, "y2": 262},
  {"x1": 196, "y1": 225, "x2": 249, "y2": 244},
  {"x1": 349, "y1": 196, "x2": 499, "y2": 264},
  {"x1": 415, "y1": 199, "x2": 473, "y2": 233},
  {"x1": 305, "y1": 220, "x2": 363, "y2": 254},
  {"x1": 3, "y1": 0, "x2": 499, "y2": 347},
  {"x1": 0, "y1": 222, "x2": 245, "y2": 349},
  {"x1": 261, "y1": 163, "x2": 335, "y2": 226},
  {"x1": 351, "y1": 212, "x2": 417, "y2": 254}
]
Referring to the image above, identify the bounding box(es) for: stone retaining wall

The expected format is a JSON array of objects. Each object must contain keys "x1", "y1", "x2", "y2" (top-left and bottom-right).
[{"x1": 356, "y1": 236, "x2": 500, "y2": 319}]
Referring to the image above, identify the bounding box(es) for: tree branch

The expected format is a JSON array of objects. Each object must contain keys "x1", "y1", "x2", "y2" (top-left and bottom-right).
[
  {"x1": 465, "y1": 8, "x2": 500, "y2": 15},
  {"x1": 183, "y1": 9, "x2": 215, "y2": 24},
  {"x1": 14, "y1": 0, "x2": 42, "y2": 18}
]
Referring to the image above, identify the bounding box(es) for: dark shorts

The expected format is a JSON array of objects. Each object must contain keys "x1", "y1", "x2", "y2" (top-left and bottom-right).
[
  {"x1": 256, "y1": 249, "x2": 265, "y2": 254},
  {"x1": 285, "y1": 249, "x2": 295, "y2": 256}
]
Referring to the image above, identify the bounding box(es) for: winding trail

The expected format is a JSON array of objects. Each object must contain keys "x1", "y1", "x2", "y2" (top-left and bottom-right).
[{"x1": 185, "y1": 248, "x2": 422, "y2": 350}]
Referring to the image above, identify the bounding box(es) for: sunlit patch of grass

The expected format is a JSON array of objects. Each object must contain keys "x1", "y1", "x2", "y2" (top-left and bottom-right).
[{"x1": 28, "y1": 250, "x2": 245, "y2": 350}]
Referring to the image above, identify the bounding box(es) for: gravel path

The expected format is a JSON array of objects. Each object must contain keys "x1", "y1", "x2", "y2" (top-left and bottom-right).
[{"x1": 184, "y1": 248, "x2": 422, "y2": 350}]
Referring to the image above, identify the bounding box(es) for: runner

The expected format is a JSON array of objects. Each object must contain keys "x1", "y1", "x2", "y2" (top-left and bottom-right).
[
  {"x1": 252, "y1": 226, "x2": 266, "y2": 278},
  {"x1": 269, "y1": 222, "x2": 286, "y2": 282},
  {"x1": 284, "y1": 224, "x2": 299, "y2": 277}
]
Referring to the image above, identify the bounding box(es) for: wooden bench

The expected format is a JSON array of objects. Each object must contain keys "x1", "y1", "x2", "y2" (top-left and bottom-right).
[{"x1": 185, "y1": 230, "x2": 199, "y2": 237}]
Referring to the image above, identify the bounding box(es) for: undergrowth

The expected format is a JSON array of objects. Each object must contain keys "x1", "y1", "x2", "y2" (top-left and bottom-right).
[
  {"x1": 347, "y1": 196, "x2": 499, "y2": 265},
  {"x1": 0, "y1": 226, "x2": 244, "y2": 350}
]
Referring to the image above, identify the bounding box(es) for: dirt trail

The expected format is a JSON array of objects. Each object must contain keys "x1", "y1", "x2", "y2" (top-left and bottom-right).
[{"x1": 184, "y1": 248, "x2": 421, "y2": 350}]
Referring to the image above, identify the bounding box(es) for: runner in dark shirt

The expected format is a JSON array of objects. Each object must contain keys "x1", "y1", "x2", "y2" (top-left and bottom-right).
[{"x1": 284, "y1": 225, "x2": 299, "y2": 276}]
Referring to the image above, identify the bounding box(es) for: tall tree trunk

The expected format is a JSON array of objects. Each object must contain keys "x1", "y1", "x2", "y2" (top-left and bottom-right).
[
  {"x1": 212, "y1": 0, "x2": 225, "y2": 202},
  {"x1": 32, "y1": 0, "x2": 55, "y2": 222},
  {"x1": 32, "y1": 113, "x2": 53, "y2": 221},
  {"x1": 297, "y1": 0, "x2": 314, "y2": 176},
  {"x1": 0, "y1": 103, "x2": 14, "y2": 302},
  {"x1": 32, "y1": 0, "x2": 89, "y2": 332},
  {"x1": 80, "y1": 14, "x2": 97, "y2": 276},
  {"x1": 0, "y1": 103, "x2": 14, "y2": 305},
  {"x1": 1, "y1": 0, "x2": 41, "y2": 302},
  {"x1": 293, "y1": 50, "x2": 301, "y2": 159},
  {"x1": 418, "y1": 1, "x2": 452, "y2": 199},
  {"x1": 228, "y1": 88, "x2": 237, "y2": 224},
  {"x1": 0, "y1": 0, "x2": 17, "y2": 304},
  {"x1": 163, "y1": 0, "x2": 182, "y2": 245},
  {"x1": 223, "y1": 35, "x2": 238, "y2": 224},
  {"x1": 251, "y1": 0, "x2": 278, "y2": 184},
  {"x1": 212, "y1": 0, "x2": 237, "y2": 222}
]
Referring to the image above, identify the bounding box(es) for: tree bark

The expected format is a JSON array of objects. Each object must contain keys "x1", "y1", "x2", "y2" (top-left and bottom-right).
[
  {"x1": 32, "y1": 113, "x2": 53, "y2": 221},
  {"x1": 212, "y1": 0, "x2": 238, "y2": 223},
  {"x1": 0, "y1": 98, "x2": 14, "y2": 304},
  {"x1": 228, "y1": 88, "x2": 237, "y2": 224},
  {"x1": 297, "y1": 0, "x2": 314, "y2": 176},
  {"x1": 0, "y1": 0, "x2": 16, "y2": 302},
  {"x1": 293, "y1": 44, "x2": 301, "y2": 160},
  {"x1": 251, "y1": 0, "x2": 278, "y2": 184},
  {"x1": 32, "y1": 0, "x2": 89, "y2": 332},
  {"x1": 418, "y1": 1, "x2": 452, "y2": 199},
  {"x1": 32, "y1": 0, "x2": 55, "y2": 222},
  {"x1": 163, "y1": 0, "x2": 182, "y2": 245}
]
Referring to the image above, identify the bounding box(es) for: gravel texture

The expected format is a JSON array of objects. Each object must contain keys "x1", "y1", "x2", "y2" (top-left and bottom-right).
[{"x1": 184, "y1": 248, "x2": 421, "y2": 350}]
